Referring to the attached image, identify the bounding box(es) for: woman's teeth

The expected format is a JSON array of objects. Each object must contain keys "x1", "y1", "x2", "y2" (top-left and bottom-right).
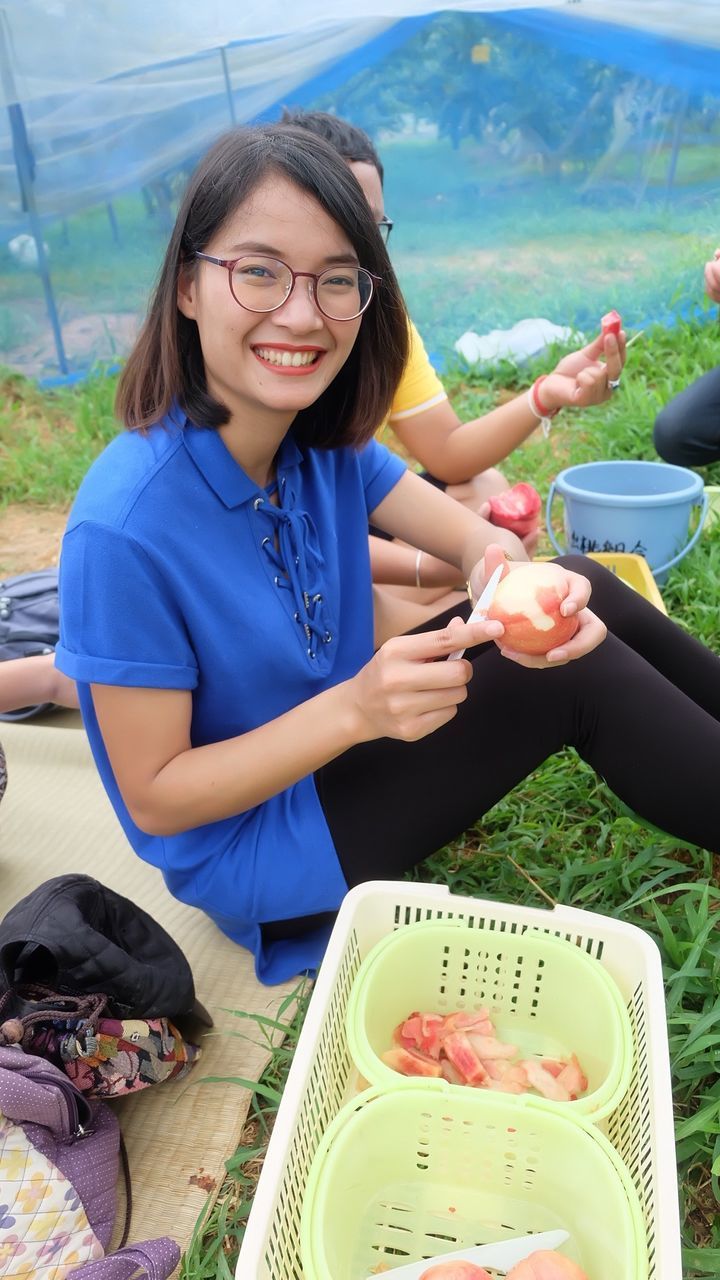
[{"x1": 255, "y1": 348, "x2": 319, "y2": 367}]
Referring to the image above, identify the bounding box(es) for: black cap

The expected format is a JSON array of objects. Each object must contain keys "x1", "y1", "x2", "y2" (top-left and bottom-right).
[{"x1": 0, "y1": 875, "x2": 212, "y2": 1026}]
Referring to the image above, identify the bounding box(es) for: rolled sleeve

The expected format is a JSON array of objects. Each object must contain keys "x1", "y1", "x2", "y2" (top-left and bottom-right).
[
  {"x1": 359, "y1": 438, "x2": 407, "y2": 514},
  {"x1": 56, "y1": 522, "x2": 199, "y2": 689}
]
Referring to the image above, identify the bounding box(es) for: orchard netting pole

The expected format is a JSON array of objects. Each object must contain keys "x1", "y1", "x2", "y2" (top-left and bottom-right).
[{"x1": 220, "y1": 45, "x2": 236, "y2": 125}]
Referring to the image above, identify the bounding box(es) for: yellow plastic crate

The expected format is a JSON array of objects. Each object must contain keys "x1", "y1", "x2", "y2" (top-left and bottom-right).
[
  {"x1": 586, "y1": 552, "x2": 667, "y2": 614},
  {"x1": 541, "y1": 551, "x2": 666, "y2": 614}
]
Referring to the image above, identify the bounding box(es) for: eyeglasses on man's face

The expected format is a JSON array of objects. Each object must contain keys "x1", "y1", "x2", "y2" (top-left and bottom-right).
[
  {"x1": 377, "y1": 216, "x2": 393, "y2": 244},
  {"x1": 194, "y1": 253, "x2": 381, "y2": 321}
]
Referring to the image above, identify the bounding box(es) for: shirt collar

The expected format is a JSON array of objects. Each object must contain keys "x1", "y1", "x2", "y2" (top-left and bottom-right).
[{"x1": 180, "y1": 416, "x2": 304, "y2": 509}]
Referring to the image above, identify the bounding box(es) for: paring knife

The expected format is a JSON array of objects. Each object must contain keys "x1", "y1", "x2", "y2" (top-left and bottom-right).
[
  {"x1": 364, "y1": 1228, "x2": 570, "y2": 1280},
  {"x1": 447, "y1": 562, "x2": 504, "y2": 661}
]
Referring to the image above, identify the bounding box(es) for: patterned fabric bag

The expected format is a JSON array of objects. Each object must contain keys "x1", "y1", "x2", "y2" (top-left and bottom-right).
[
  {"x1": 0, "y1": 985, "x2": 200, "y2": 1099},
  {"x1": 0, "y1": 1044, "x2": 180, "y2": 1278}
]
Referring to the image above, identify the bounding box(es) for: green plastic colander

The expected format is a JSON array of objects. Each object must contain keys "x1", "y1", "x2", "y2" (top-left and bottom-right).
[{"x1": 346, "y1": 919, "x2": 633, "y2": 1121}]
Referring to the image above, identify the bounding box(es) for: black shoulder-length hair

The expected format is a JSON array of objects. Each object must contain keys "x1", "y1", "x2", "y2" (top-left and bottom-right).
[
  {"x1": 116, "y1": 124, "x2": 409, "y2": 449},
  {"x1": 279, "y1": 107, "x2": 384, "y2": 183}
]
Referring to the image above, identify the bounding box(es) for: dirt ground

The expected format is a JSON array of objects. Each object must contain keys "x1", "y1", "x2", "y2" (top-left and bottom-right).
[
  {"x1": 5, "y1": 312, "x2": 140, "y2": 381},
  {"x1": 0, "y1": 504, "x2": 69, "y2": 578}
]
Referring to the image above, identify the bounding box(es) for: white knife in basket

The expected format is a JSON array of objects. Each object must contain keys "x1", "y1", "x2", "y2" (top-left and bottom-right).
[
  {"x1": 365, "y1": 1229, "x2": 570, "y2": 1280},
  {"x1": 447, "y1": 563, "x2": 504, "y2": 661}
]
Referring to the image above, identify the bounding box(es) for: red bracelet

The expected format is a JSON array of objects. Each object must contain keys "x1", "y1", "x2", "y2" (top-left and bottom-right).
[{"x1": 531, "y1": 376, "x2": 560, "y2": 419}]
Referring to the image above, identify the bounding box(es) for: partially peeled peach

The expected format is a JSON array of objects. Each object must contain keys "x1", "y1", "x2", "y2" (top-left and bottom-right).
[{"x1": 487, "y1": 563, "x2": 580, "y2": 656}]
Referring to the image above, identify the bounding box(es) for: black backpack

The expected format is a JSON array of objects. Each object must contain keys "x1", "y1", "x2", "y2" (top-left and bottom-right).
[{"x1": 0, "y1": 569, "x2": 60, "y2": 722}]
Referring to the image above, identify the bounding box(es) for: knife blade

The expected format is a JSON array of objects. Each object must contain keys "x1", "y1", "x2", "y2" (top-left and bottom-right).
[
  {"x1": 364, "y1": 1228, "x2": 570, "y2": 1280},
  {"x1": 447, "y1": 562, "x2": 504, "y2": 660}
]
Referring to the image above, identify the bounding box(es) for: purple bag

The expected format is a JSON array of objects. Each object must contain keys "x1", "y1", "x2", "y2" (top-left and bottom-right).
[{"x1": 0, "y1": 1045, "x2": 180, "y2": 1278}]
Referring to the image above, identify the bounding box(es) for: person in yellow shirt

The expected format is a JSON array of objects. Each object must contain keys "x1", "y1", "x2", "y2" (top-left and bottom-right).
[
  {"x1": 281, "y1": 109, "x2": 625, "y2": 620},
  {"x1": 389, "y1": 320, "x2": 451, "y2": 431}
]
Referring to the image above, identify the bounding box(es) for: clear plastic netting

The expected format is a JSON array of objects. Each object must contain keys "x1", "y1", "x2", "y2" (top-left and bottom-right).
[
  {"x1": 1, "y1": 2, "x2": 720, "y2": 380},
  {"x1": 2, "y1": 1, "x2": 720, "y2": 104}
]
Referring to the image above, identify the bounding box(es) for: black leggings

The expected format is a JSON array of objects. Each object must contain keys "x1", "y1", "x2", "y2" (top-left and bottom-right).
[
  {"x1": 263, "y1": 557, "x2": 720, "y2": 943},
  {"x1": 653, "y1": 364, "x2": 720, "y2": 467}
]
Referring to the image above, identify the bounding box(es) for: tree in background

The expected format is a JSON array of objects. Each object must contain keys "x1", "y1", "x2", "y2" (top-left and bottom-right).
[{"x1": 311, "y1": 13, "x2": 712, "y2": 199}]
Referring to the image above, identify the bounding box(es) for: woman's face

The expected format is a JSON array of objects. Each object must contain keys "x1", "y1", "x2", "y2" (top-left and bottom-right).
[{"x1": 177, "y1": 174, "x2": 364, "y2": 431}]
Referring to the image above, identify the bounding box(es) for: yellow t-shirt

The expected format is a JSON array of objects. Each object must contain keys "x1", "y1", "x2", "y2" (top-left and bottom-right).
[{"x1": 387, "y1": 321, "x2": 448, "y2": 423}]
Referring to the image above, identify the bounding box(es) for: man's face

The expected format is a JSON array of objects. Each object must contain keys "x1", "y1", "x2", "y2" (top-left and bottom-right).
[{"x1": 348, "y1": 160, "x2": 385, "y2": 223}]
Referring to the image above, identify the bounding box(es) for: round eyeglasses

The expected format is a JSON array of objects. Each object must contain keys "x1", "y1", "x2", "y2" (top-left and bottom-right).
[
  {"x1": 194, "y1": 252, "x2": 380, "y2": 322},
  {"x1": 377, "y1": 216, "x2": 393, "y2": 244}
]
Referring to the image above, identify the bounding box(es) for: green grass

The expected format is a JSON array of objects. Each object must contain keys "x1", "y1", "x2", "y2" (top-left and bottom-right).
[
  {"x1": 1, "y1": 319, "x2": 719, "y2": 1276},
  {"x1": 0, "y1": 365, "x2": 120, "y2": 507}
]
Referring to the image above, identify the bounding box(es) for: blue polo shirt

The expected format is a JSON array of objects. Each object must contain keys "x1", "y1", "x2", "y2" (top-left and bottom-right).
[{"x1": 56, "y1": 412, "x2": 406, "y2": 983}]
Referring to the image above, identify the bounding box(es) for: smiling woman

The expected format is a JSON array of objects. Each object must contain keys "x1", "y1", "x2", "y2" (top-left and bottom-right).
[
  {"x1": 54, "y1": 124, "x2": 720, "y2": 987},
  {"x1": 173, "y1": 174, "x2": 371, "y2": 466},
  {"x1": 115, "y1": 127, "x2": 401, "y2": 453}
]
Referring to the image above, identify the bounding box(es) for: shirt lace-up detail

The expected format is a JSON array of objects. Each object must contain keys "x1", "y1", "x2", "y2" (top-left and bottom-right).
[{"x1": 254, "y1": 488, "x2": 333, "y2": 663}]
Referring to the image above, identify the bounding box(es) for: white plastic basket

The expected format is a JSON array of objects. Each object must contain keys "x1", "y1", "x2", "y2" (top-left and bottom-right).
[{"x1": 236, "y1": 882, "x2": 681, "y2": 1280}]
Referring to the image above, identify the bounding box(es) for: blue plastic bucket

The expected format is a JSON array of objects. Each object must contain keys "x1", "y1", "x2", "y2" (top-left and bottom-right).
[{"x1": 546, "y1": 461, "x2": 707, "y2": 584}]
